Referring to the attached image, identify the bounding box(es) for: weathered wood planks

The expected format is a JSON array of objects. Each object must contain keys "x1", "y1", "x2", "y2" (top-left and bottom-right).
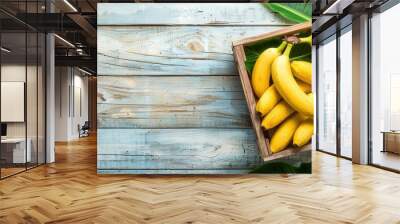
[
  {"x1": 98, "y1": 26, "x2": 284, "y2": 76},
  {"x1": 97, "y1": 3, "x2": 290, "y2": 26},
  {"x1": 97, "y1": 169, "x2": 251, "y2": 174},
  {"x1": 98, "y1": 128, "x2": 261, "y2": 171},
  {"x1": 97, "y1": 75, "x2": 251, "y2": 128},
  {"x1": 97, "y1": 3, "x2": 291, "y2": 174}
]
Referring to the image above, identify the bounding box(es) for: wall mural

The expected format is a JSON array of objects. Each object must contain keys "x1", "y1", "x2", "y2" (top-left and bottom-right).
[{"x1": 97, "y1": 3, "x2": 312, "y2": 174}]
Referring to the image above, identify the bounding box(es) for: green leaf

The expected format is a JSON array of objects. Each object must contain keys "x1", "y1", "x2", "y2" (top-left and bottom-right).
[
  {"x1": 250, "y1": 161, "x2": 311, "y2": 174},
  {"x1": 245, "y1": 3, "x2": 312, "y2": 72},
  {"x1": 264, "y1": 3, "x2": 311, "y2": 23},
  {"x1": 290, "y1": 42, "x2": 312, "y2": 62},
  {"x1": 244, "y1": 38, "x2": 282, "y2": 73},
  {"x1": 290, "y1": 52, "x2": 311, "y2": 61},
  {"x1": 244, "y1": 38, "x2": 311, "y2": 74}
]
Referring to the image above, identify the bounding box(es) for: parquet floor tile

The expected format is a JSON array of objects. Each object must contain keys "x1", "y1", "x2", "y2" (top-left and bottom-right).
[{"x1": 0, "y1": 135, "x2": 399, "y2": 224}]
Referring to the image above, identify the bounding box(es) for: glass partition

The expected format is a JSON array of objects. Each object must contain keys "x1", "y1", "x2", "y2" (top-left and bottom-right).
[
  {"x1": 1, "y1": 30, "x2": 28, "y2": 177},
  {"x1": 0, "y1": 1, "x2": 46, "y2": 179},
  {"x1": 317, "y1": 35, "x2": 337, "y2": 155}
]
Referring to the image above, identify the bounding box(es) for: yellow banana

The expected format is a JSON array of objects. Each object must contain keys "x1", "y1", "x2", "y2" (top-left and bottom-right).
[
  {"x1": 293, "y1": 119, "x2": 314, "y2": 147},
  {"x1": 262, "y1": 100, "x2": 294, "y2": 130},
  {"x1": 262, "y1": 93, "x2": 313, "y2": 130},
  {"x1": 255, "y1": 85, "x2": 280, "y2": 116},
  {"x1": 299, "y1": 35, "x2": 312, "y2": 46},
  {"x1": 291, "y1": 61, "x2": 312, "y2": 84},
  {"x1": 252, "y1": 41, "x2": 287, "y2": 98},
  {"x1": 256, "y1": 80, "x2": 311, "y2": 117},
  {"x1": 269, "y1": 113, "x2": 306, "y2": 153},
  {"x1": 297, "y1": 79, "x2": 312, "y2": 93},
  {"x1": 271, "y1": 43, "x2": 314, "y2": 116}
]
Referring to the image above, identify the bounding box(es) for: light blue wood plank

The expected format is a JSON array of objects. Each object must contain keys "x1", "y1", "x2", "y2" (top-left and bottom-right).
[
  {"x1": 96, "y1": 4, "x2": 293, "y2": 174},
  {"x1": 97, "y1": 75, "x2": 251, "y2": 128},
  {"x1": 98, "y1": 169, "x2": 251, "y2": 174},
  {"x1": 98, "y1": 155, "x2": 260, "y2": 170},
  {"x1": 98, "y1": 26, "x2": 285, "y2": 76},
  {"x1": 97, "y1": 128, "x2": 261, "y2": 170},
  {"x1": 97, "y1": 3, "x2": 291, "y2": 26}
]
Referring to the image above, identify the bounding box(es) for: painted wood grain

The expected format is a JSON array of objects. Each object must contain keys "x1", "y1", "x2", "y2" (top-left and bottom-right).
[
  {"x1": 98, "y1": 155, "x2": 259, "y2": 170},
  {"x1": 97, "y1": 169, "x2": 252, "y2": 174},
  {"x1": 233, "y1": 22, "x2": 312, "y2": 46},
  {"x1": 98, "y1": 26, "x2": 285, "y2": 76},
  {"x1": 97, "y1": 75, "x2": 251, "y2": 128},
  {"x1": 98, "y1": 150, "x2": 311, "y2": 174},
  {"x1": 96, "y1": 4, "x2": 295, "y2": 174},
  {"x1": 97, "y1": 128, "x2": 261, "y2": 170},
  {"x1": 97, "y1": 3, "x2": 290, "y2": 26}
]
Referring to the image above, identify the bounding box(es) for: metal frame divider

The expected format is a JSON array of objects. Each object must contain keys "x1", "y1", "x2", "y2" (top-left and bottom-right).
[
  {"x1": 25, "y1": 1, "x2": 28, "y2": 172},
  {"x1": 0, "y1": 21, "x2": 2, "y2": 179},
  {"x1": 336, "y1": 25, "x2": 341, "y2": 158},
  {"x1": 367, "y1": 11, "x2": 372, "y2": 165},
  {"x1": 36, "y1": 0, "x2": 39, "y2": 168},
  {"x1": 315, "y1": 45, "x2": 320, "y2": 152}
]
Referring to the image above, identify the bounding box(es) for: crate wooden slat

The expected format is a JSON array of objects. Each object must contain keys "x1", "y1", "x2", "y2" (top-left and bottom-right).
[{"x1": 233, "y1": 22, "x2": 312, "y2": 161}]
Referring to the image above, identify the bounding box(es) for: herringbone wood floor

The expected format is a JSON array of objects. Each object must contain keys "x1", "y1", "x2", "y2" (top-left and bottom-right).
[{"x1": 0, "y1": 135, "x2": 399, "y2": 224}]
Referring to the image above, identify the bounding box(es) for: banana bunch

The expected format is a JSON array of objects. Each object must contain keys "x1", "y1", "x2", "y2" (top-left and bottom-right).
[
  {"x1": 252, "y1": 37, "x2": 314, "y2": 153},
  {"x1": 252, "y1": 41, "x2": 287, "y2": 98}
]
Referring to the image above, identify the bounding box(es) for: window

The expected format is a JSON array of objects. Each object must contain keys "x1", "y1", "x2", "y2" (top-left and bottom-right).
[
  {"x1": 339, "y1": 27, "x2": 352, "y2": 158},
  {"x1": 317, "y1": 36, "x2": 337, "y2": 154},
  {"x1": 370, "y1": 3, "x2": 400, "y2": 171}
]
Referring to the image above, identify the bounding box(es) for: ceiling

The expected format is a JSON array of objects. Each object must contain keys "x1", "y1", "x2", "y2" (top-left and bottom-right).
[
  {"x1": 312, "y1": 0, "x2": 391, "y2": 44},
  {"x1": 0, "y1": 0, "x2": 101, "y2": 73}
]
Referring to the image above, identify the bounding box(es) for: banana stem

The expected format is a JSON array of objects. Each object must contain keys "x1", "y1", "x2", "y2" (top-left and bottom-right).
[
  {"x1": 299, "y1": 35, "x2": 312, "y2": 46},
  {"x1": 283, "y1": 43, "x2": 293, "y2": 57},
  {"x1": 276, "y1": 41, "x2": 287, "y2": 53}
]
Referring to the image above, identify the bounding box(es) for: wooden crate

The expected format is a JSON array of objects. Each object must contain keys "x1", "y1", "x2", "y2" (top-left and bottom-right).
[{"x1": 232, "y1": 22, "x2": 312, "y2": 161}]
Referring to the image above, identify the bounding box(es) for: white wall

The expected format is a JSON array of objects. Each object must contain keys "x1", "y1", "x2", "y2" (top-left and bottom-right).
[
  {"x1": 55, "y1": 66, "x2": 69, "y2": 141},
  {"x1": 1, "y1": 64, "x2": 42, "y2": 138},
  {"x1": 71, "y1": 72, "x2": 89, "y2": 138},
  {"x1": 1, "y1": 63, "x2": 46, "y2": 164},
  {"x1": 1, "y1": 65, "x2": 26, "y2": 138},
  {"x1": 54, "y1": 67, "x2": 89, "y2": 141}
]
